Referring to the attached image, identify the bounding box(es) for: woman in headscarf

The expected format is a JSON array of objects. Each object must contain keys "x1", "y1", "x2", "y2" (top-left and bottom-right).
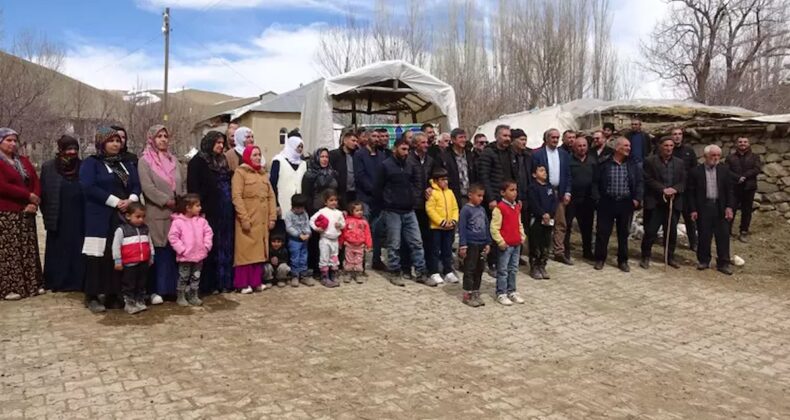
[
  {"x1": 301, "y1": 147, "x2": 339, "y2": 277},
  {"x1": 40, "y1": 135, "x2": 85, "y2": 292},
  {"x1": 0, "y1": 128, "x2": 43, "y2": 300},
  {"x1": 225, "y1": 126, "x2": 254, "y2": 172},
  {"x1": 270, "y1": 135, "x2": 307, "y2": 217},
  {"x1": 138, "y1": 124, "x2": 184, "y2": 304},
  {"x1": 111, "y1": 125, "x2": 138, "y2": 167},
  {"x1": 81, "y1": 127, "x2": 141, "y2": 312},
  {"x1": 187, "y1": 131, "x2": 234, "y2": 293},
  {"x1": 231, "y1": 145, "x2": 276, "y2": 293}
]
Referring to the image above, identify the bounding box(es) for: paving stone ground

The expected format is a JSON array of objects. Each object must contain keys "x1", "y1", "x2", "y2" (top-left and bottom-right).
[{"x1": 2, "y1": 250, "x2": 789, "y2": 419}]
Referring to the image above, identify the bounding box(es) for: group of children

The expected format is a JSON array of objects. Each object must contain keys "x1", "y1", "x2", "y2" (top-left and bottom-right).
[{"x1": 110, "y1": 162, "x2": 559, "y2": 314}]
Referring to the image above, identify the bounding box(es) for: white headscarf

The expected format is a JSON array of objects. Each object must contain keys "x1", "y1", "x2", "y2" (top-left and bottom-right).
[
  {"x1": 234, "y1": 126, "x2": 252, "y2": 156},
  {"x1": 276, "y1": 136, "x2": 304, "y2": 165}
]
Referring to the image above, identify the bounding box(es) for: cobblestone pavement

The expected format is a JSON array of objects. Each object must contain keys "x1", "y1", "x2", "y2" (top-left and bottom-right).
[{"x1": 2, "y1": 257, "x2": 790, "y2": 419}]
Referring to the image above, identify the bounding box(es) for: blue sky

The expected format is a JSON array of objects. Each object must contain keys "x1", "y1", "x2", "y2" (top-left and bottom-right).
[{"x1": 1, "y1": 0, "x2": 671, "y2": 99}]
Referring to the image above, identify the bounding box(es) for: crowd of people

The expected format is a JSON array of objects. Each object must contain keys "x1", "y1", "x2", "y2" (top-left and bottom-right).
[{"x1": 0, "y1": 118, "x2": 761, "y2": 311}]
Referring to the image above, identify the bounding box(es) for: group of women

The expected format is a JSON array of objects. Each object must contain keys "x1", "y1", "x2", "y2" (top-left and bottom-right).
[{"x1": 0, "y1": 123, "x2": 339, "y2": 312}]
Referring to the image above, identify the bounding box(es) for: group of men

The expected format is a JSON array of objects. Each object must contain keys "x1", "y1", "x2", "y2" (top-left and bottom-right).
[{"x1": 282, "y1": 119, "x2": 762, "y2": 282}]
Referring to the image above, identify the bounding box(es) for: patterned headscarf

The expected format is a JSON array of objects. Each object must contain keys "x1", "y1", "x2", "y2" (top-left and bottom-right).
[
  {"x1": 0, "y1": 127, "x2": 28, "y2": 182},
  {"x1": 141, "y1": 124, "x2": 177, "y2": 191},
  {"x1": 198, "y1": 131, "x2": 229, "y2": 174},
  {"x1": 94, "y1": 126, "x2": 129, "y2": 186}
]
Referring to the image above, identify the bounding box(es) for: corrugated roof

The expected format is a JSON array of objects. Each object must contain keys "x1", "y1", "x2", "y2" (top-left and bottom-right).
[{"x1": 245, "y1": 79, "x2": 323, "y2": 115}]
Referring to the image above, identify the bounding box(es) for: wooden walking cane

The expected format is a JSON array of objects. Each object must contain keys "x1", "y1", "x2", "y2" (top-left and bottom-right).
[{"x1": 664, "y1": 194, "x2": 675, "y2": 272}]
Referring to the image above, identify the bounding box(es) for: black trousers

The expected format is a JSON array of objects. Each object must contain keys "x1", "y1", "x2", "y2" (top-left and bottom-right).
[
  {"x1": 697, "y1": 201, "x2": 731, "y2": 267},
  {"x1": 733, "y1": 187, "x2": 756, "y2": 234},
  {"x1": 462, "y1": 244, "x2": 486, "y2": 292},
  {"x1": 641, "y1": 206, "x2": 680, "y2": 261},
  {"x1": 121, "y1": 264, "x2": 148, "y2": 298},
  {"x1": 564, "y1": 197, "x2": 595, "y2": 257},
  {"x1": 594, "y1": 197, "x2": 634, "y2": 264},
  {"x1": 528, "y1": 220, "x2": 552, "y2": 267},
  {"x1": 681, "y1": 192, "x2": 697, "y2": 248},
  {"x1": 486, "y1": 206, "x2": 498, "y2": 269}
]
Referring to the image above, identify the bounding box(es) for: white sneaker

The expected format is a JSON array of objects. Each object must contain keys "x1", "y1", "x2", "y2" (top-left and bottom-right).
[
  {"x1": 4, "y1": 293, "x2": 22, "y2": 301},
  {"x1": 430, "y1": 273, "x2": 444, "y2": 285},
  {"x1": 444, "y1": 272, "x2": 460, "y2": 283},
  {"x1": 508, "y1": 292, "x2": 525, "y2": 304},
  {"x1": 496, "y1": 294, "x2": 513, "y2": 306},
  {"x1": 240, "y1": 286, "x2": 253, "y2": 294},
  {"x1": 150, "y1": 294, "x2": 164, "y2": 305},
  {"x1": 254, "y1": 285, "x2": 265, "y2": 292},
  {"x1": 37, "y1": 288, "x2": 47, "y2": 295}
]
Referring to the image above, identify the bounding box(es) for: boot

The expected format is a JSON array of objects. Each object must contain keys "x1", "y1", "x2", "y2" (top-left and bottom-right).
[
  {"x1": 176, "y1": 290, "x2": 189, "y2": 307},
  {"x1": 529, "y1": 265, "x2": 543, "y2": 280},
  {"x1": 538, "y1": 264, "x2": 550, "y2": 279},
  {"x1": 187, "y1": 289, "x2": 203, "y2": 306},
  {"x1": 123, "y1": 295, "x2": 141, "y2": 315},
  {"x1": 472, "y1": 291, "x2": 485, "y2": 307}
]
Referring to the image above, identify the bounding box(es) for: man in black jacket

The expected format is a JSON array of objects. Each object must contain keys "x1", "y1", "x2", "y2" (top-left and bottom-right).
[
  {"x1": 437, "y1": 128, "x2": 476, "y2": 208},
  {"x1": 640, "y1": 137, "x2": 686, "y2": 269},
  {"x1": 593, "y1": 137, "x2": 643, "y2": 272},
  {"x1": 374, "y1": 138, "x2": 434, "y2": 287},
  {"x1": 726, "y1": 136, "x2": 762, "y2": 242},
  {"x1": 671, "y1": 127, "x2": 699, "y2": 251},
  {"x1": 328, "y1": 130, "x2": 358, "y2": 208},
  {"x1": 512, "y1": 128, "x2": 533, "y2": 248},
  {"x1": 406, "y1": 132, "x2": 437, "y2": 280},
  {"x1": 591, "y1": 129, "x2": 614, "y2": 163},
  {"x1": 565, "y1": 136, "x2": 597, "y2": 261},
  {"x1": 688, "y1": 144, "x2": 735, "y2": 275}
]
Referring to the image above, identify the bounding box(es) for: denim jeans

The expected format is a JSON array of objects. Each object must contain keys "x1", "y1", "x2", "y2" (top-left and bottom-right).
[
  {"x1": 496, "y1": 245, "x2": 520, "y2": 296},
  {"x1": 365, "y1": 203, "x2": 385, "y2": 264},
  {"x1": 382, "y1": 210, "x2": 426, "y2": 274},
  {"x1": 287, "y1": 239, "x2": 308, "y2": 276},
  {"x1": 429, "y1": 229, "x2": 455, "y2": 275}
]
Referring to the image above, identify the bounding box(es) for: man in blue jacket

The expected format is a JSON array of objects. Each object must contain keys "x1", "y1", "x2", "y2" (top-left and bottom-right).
[
  {"x1": 354, "y1": 129, "x2": 387, "y2": 270},
  {"x1": 531, "y1": 128, "x2": 573, "y2": 265}
]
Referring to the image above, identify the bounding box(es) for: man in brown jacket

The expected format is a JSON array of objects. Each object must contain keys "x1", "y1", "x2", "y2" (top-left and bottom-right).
[{"x1": 726, "y1": 136, "x2": 762, "y2": 242}]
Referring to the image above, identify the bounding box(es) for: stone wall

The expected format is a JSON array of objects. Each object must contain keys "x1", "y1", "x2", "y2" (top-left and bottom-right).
[{"x1": 684, "y1": 134, "x2": 790, "y2": 221}]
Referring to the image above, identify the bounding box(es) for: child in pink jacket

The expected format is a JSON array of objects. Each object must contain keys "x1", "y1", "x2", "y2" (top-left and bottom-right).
[
  {"x1": 339, "y1": 201, "x2": 372, "y2": 284},
  {"x1": 168, "y1": 194, "x2": 214, "y2": 306}
]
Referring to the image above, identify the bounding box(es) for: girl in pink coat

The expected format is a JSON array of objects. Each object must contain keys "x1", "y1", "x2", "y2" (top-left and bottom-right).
[
  {"x1": 339, "y1": 201, "x2": 372, "y2": 284},
  {"x1": 168, "y1": 193, "x2": 214, "y2": 306}
]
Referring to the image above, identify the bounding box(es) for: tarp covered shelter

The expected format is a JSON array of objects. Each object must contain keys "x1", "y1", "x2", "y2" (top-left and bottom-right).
[
  {"x1": 300, "y1": 60, "x2": 459, "y2": 152},
  {"x1": 476, "y1": 98, "x2": 761, "y2": 149}
]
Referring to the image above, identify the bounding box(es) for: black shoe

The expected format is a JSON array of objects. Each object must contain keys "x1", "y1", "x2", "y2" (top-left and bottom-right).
[
  {"x1": 667, "y1": 260, "x2": 681, "y2": 269},
  {"x1": 639, "y1": 258, "x2": 650, "y2": 269},
  {"x1": 594, "y1": 261, "x2": 604, "y2": 270},
  {"x1": 538, "y1": 265, "x2": 550, "y2": 279},
  {"x1": 696, "y1": 262, "x2": 709, "y2": 270},
  {"x1": 690, "y1": 243, "x2": 697, "y2": 252},
  {"x1": 529, "y1": 266, "x2": 543, "y2": 280},
  {"x1": 554, "y1": 255, "x2": 574, "y2": 266},
  {"x1": 582, "y1": 252, "x2": 595, "y2": 261},
  {"x1": 388, "y1": 272, "x2": 406, "y2": 287},
  {"x1": 372, "y1": 260, "x2": 388, "y2": 271},
  {"x1": 618, "y1": 262, "x2": 630, "y2": 273},
  {"x1": 738, "y1": 232, "x2": 749, "y2": 243},
  {"x1": 717, "y1": 265, "x2": 733, "y2": 275}
]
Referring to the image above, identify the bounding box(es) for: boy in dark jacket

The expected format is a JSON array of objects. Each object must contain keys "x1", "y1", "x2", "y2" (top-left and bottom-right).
[
  {"x1": 527, "y1": 164, "x2": 558, "y2": 280},
  {"x1": 264, "y1": 233, "x2": 291, "y2": 288},
  {"x1": 458, "y1": 183, "x2": 491, "y2": 307}
]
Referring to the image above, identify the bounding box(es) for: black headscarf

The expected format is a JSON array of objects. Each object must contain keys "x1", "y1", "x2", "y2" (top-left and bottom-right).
[
  {"x1": 198, "y1": 131, "x2": 230, "y2": 174},
  {"x1": 95, "y1": 126, "x2": 129, "y2": 187},
  {"x1": 56, "y1": 134, "x2": 81, "y2": 180}
]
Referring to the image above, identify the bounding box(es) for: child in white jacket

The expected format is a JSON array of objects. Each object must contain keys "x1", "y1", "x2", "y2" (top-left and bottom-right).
[{"x1": 309, "y1": 189, "x2": 345, "y2": 287}]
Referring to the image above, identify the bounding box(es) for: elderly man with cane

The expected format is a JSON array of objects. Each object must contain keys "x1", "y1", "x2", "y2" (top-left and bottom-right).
[{"x1": 640, "y1": 137, "x2": 687, "y2": 270}]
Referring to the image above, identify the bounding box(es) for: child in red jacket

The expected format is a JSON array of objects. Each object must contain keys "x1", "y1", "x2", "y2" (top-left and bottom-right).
[{"x1": 339, "y1": 201, "x2": 372, "y2": 284}]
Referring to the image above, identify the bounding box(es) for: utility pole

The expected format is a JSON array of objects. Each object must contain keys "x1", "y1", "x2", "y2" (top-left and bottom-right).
[{"x1": 162, "y1": 7, "x2": 170, "y2": 122}]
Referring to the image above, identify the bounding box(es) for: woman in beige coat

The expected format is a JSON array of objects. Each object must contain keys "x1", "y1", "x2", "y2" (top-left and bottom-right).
[
  {"x1": 139, "y1": 124, "x2": 185, "y2": 304},
  {"x1": 232, "y1": 145, "x2": 276, "y2": 294}
]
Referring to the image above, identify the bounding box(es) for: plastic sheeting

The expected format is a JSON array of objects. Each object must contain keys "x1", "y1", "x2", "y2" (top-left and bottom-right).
[
  {"x1": 300, "y1": 60, "x2": 459, "y2": 152},
  {"x1": 476, "y1": 98, "x2": 761, "y2": 149}
]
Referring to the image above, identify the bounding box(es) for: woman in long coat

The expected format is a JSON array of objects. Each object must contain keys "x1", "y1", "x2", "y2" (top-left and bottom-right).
[
  {"x1": 138, "y1": 124, "x2": 184, "y2": 304},
  {"x1": 81, "y1": 127, "x2": 141, "y2": 312},
  {"x1": 40, "y1": 135, "x2": 85, "y2": 292},
  {"x1": 301, "y1": 147, "x2": 339, "y2": 276},
  {"x1": 0, "y1": 128, "x2": 43, "y2": 300},
  {"x1": 231, "y1": 145, "x2": 276, "y2": 293},
  {"x1": 187, "y1": 131, "x2": 234, "y2": 293}
]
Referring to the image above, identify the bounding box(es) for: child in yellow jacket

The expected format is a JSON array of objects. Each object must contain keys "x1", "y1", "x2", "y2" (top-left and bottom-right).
[{"x1": 426, "y1": 167, "x2": 460, "y2": 284}]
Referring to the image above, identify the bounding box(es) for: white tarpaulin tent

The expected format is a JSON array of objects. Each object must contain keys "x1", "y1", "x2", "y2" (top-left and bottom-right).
[
  {"x1": 476, "y1": 98, "x2": 760, "y2": 149},
  {"x1": 300, "y1": 60, "x2": 459, "y2": 152}
]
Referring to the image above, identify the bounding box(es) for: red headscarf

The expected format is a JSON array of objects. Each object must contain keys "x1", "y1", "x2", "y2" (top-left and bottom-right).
[{"x1": 242, "y1": 145, "x2": 262, "y2": 171}]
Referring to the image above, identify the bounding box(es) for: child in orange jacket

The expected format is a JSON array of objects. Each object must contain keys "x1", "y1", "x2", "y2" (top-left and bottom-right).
[{"x1": 339, "y1": 201, "x2": 372, "y2": 284}]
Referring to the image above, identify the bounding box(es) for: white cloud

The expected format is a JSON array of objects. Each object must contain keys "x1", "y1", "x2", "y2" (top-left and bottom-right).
[
  {"x1": 62, "y1": 24, "x2": 325, "y2": 98},
  {"x1": 135, "y1": 0, "x2": 370, "y2": 14}
]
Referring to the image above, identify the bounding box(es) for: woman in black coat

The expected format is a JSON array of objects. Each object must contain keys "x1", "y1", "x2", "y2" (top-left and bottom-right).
[
  {"x1": 187, "y1": 131, "x2": 235, "y2": 293},
  {"x1": 301, "y1": 148, "x2": 339, "y2": 275},
  {"x1": 40, "y1": 135, "x2": 85, "y2": 292}
]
